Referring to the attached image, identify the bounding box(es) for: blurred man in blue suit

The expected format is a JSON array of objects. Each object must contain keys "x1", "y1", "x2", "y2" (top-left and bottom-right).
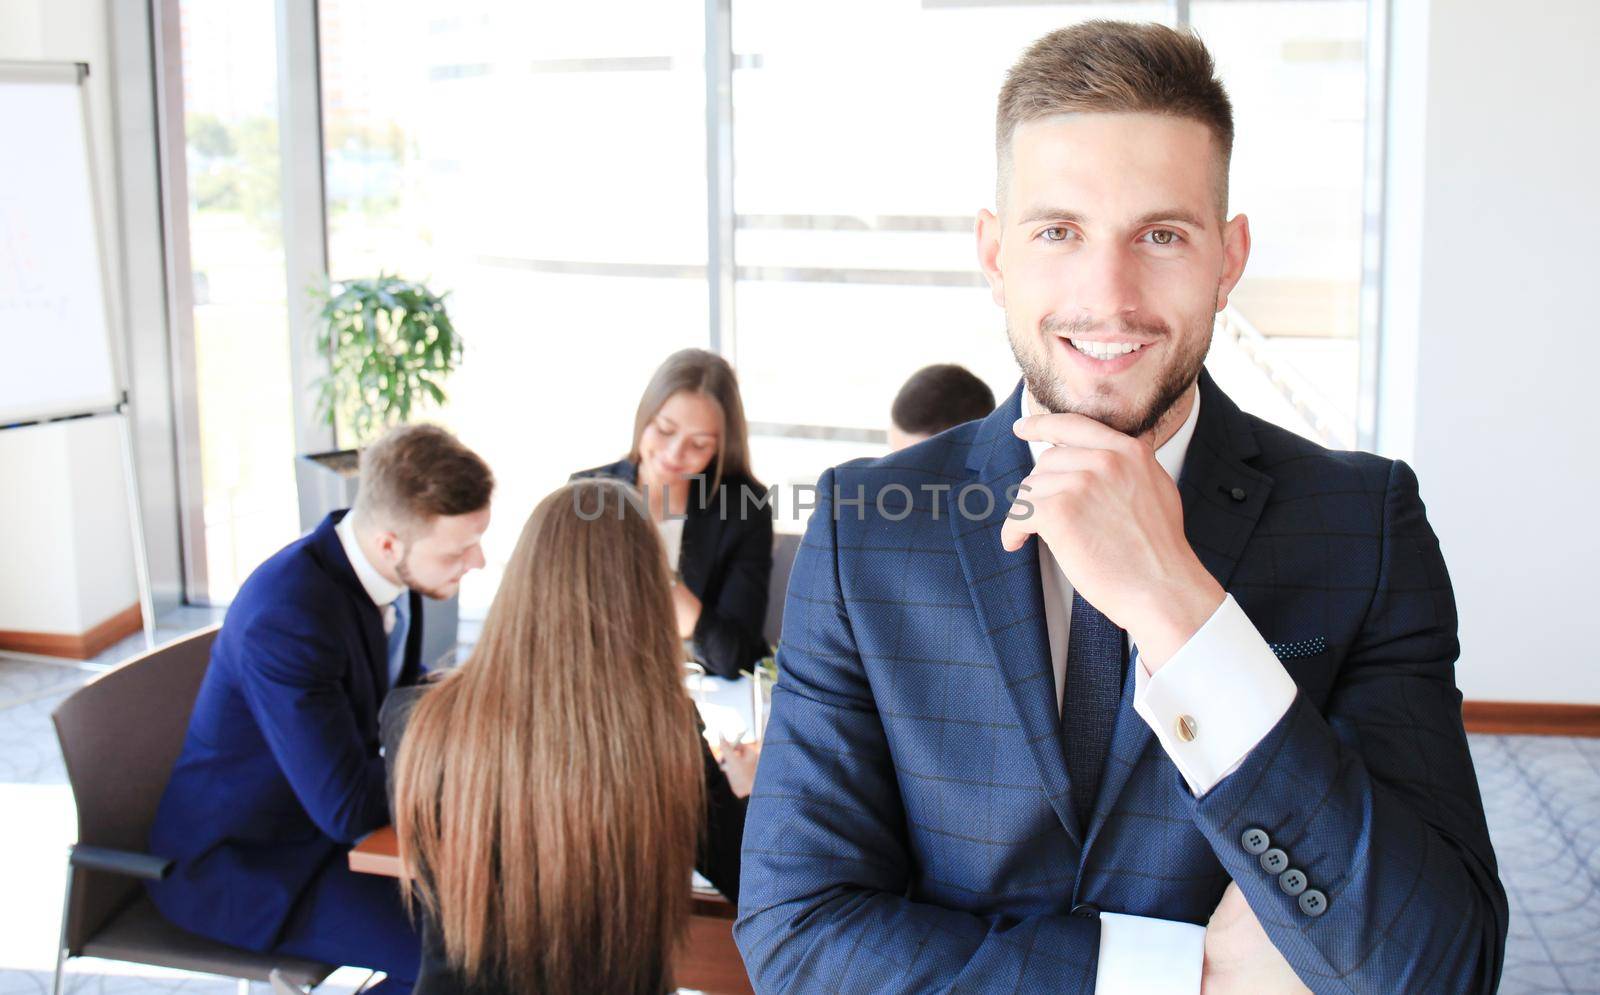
[
  {"x1": 149, "y1": 424, "x2": 493, "y2": 992},
  {"x1": 736, "y1": 22, "x2": 1506, "y2": 994}
]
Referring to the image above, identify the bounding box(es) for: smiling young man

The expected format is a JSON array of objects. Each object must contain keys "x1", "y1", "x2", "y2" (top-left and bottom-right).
[
  {"x1": 736, "y1": 21, "x2": 1507, "y2": 994},
  {"x1": 148, "y1": 424, "x2": 493, "y2": 993}
]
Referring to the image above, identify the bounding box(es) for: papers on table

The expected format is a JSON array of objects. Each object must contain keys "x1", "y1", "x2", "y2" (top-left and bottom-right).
[{"x1": 685, "y1": 670, "x2": 769, "y2": 747}]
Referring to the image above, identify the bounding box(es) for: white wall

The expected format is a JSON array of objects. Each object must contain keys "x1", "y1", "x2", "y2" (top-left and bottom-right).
[
  {"x1": 66, "y1": 418, "x2": 141, "y2": 628},
  {"x1": 1387, "y1": 0, "x2": 1600, "y2": 702},
  {"x1": 0, "y1": 425, "x2": 79, "y2": 632},
  {"x1": 0, "y1": 0, "x2": 140, "y2": 637},
  {"x1": 0, "y1": 420, "x2": 137, "y2": 634}
]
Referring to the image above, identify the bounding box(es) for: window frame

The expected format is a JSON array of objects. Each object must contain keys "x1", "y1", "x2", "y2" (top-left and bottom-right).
[{"x1": 145, "y1": 0, "x2": 1388, "y2": 603}]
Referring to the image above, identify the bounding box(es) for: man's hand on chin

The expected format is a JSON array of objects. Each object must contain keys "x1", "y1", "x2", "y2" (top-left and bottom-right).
[
  {"x1": 1201, "y1": 882, "x2": 1311, "y2": 995},
  {"x1": 1006, "y1": 411, "x2": 1225, "y2": 672}
]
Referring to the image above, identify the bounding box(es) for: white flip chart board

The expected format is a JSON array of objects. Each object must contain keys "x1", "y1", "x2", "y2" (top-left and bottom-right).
[{"x1": 0, "y1": 62, "x2": 121, "y2": 425}]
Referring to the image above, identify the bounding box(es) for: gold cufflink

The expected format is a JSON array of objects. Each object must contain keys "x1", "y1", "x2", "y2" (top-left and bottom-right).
[{"x1": 1175, "y1": 715, "x2": 1199, "y2": 742}]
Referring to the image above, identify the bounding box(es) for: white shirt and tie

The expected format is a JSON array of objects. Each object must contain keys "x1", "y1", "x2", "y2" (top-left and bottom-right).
[
  {"x1": 334, "y1": 514, "x2": 411, "y2": 688},
  {"x1": 1024, "y1": 386, "x2": 1298, "y2": 992}
]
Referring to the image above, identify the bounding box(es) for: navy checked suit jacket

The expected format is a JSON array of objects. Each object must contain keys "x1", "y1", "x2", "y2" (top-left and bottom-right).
[{"x1": 735, "y1": 371, "x2": 1507, "y2": 993}]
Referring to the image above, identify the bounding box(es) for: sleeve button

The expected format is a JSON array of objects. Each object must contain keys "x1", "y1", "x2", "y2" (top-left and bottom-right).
[
  {"x1": 1240, "y1": 828, "x2": 1271, "y2": 855},
  {"x1": 1260, "y1": 848, "x2": 1288, "y2": 874},
  {"x1": 1278, "y1": 868, "x2": 1307, "y2": 896},
  {"x1": 1298, "y1": 888, "x2": 1328, "y2": 917}
]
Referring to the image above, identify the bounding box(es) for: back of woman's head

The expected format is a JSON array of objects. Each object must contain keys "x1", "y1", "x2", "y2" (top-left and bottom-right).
[{"x1": 394, "y1": 478, "x2": 704, "y2": 994}]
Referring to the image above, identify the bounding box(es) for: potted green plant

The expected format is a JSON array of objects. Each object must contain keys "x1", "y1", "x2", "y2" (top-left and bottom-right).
[
  {"x1": 315, "y1": 274, "x2": 462, "y2": 444},
  {"x1": 294, "y1": 274, "x2": 466, "y2": 666}
]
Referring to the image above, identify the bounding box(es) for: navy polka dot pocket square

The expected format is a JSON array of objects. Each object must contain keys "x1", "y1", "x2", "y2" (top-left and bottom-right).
[{"x1": 1267, "y1": 635, "x2": 1328, "y2": 661}]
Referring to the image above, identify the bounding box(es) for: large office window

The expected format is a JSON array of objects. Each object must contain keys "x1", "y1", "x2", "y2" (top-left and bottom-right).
[
  {"x1": 320, "y1": 0, "x2": 708, "y2": 616},
  {"x1": 1195, "y1": 0, "x2": 1369, "y2": 448},
  {"x1": 177, "y1": 0, "x2": 300, "y2": 602},
  {"x1": 729, "y1": 2, "x2": 1176, "y2": 515},
  {"x1": 728, "y1": 0, "x2": 1372, "y2": 514},
  {"x1": 164, "y1": 0, "x2": 1380, "y2": 608}
]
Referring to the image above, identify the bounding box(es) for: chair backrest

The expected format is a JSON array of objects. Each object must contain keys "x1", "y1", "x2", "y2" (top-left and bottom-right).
[
  {"x1": 762, "y1": 532, "x2": 803, "y2": 648},
  {"x1": 52, "y1": 624, "x2": 221, "y2": 950}
]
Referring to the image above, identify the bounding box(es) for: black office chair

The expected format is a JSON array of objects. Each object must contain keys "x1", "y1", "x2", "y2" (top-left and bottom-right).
[
  {"x1": 50, "y1": 624, "x2": 336, "y2": 994},
  {"x1": 762, "y1": 531, "x2": 803, "y2": 648}
]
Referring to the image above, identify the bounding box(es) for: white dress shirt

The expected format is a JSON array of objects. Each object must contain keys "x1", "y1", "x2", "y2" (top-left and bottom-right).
[
  {"x1": 1024, "y1": 386, "x2": 1297, "y2": 993},
  {"x1": 334, "y1": 512, "x2": 409, "y2": 686},
  {"x1": 656, "y1": 514, "x2": 685, "y2": 574}
]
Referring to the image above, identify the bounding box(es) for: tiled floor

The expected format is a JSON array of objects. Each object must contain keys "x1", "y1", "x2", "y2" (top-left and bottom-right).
[
  {"x1": 1, "y1": 614, "x2": 1595, "y2": 993},
  {"x1": 0, "y1": 610, "x2": 375, "y2": 995},
  {"x1": 1470, "y1": 735, "x2": 1600, "y2": 992}
]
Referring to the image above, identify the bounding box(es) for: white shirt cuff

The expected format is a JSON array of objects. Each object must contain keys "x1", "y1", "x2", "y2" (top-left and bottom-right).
[
  {"x1": 1095, "y1": 912, "x2": 1205, "y2": 994},
  {"x1": 1132, "y1": 593, "x2": 1296, "y2": 796}
]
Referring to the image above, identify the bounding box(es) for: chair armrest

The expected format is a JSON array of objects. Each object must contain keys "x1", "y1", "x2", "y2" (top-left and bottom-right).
[{"x1": 68, "y1": 844, "x2": 174, "y2": 881}]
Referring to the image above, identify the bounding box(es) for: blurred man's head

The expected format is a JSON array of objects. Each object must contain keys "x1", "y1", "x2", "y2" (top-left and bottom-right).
[
  {"x1": 352, "y1": 423, "x2": 495, "y2": 599},
  {"x1": 976, "y1": 21, "x2": 1251, "y2": 445},
  {"x1": 889, "y1": 364, "x2": 998, "y2": 451}
]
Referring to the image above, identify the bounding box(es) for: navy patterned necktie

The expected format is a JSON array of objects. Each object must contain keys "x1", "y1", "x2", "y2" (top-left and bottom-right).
[
  {"x1": 385, "y1": 593, "x2": 410, "y2": 689},
  {"x1": 1062, "y1": 590, "x2": 1127, "y2": 831}
]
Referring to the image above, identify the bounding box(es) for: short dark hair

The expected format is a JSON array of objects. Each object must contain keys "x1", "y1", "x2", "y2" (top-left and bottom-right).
[
  {"x1": 891, "y1": 365, "x2": 997, "y2": 437},
  {"x1": 354, "y1": 423, "x2": 494, "y2": 533},
  {"x1": 996, "y1": 21, "x2": 1234, "y2": 213}
]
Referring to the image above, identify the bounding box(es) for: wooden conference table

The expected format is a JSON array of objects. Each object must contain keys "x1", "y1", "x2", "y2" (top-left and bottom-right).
[{"x1": 350, "y1": 826, "x2": 756, "y2": 995}]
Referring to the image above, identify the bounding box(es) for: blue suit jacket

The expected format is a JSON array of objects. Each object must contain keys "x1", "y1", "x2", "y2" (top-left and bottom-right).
[
  {"x1": 735, "y1": 372, "x2": 1507, "y2": 993},
  {"x1": 148, "y1": 510, "x2": 422, "y2": 949}
]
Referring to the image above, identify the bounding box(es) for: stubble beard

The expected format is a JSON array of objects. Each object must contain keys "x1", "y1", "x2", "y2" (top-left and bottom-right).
[
  {"x1": 1007, "y1": 307, "x2": 1214, "y2": 440},
  {"x1": 396, "y1": 553, "x2": 453, "y2": 601}
]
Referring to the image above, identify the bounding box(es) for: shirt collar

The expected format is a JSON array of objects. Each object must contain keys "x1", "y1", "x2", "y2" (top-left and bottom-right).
[
  {"x1": 334, "y1": 512, "x2": 406, "y2": 608},
  {"x1": 1024, "y1": 383, "x2": 1202, "y2": 484}
]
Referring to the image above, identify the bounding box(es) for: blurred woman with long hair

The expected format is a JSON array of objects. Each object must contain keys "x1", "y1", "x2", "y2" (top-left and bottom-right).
[{"x1": 383, "y1": 479, "x2": 746, "y2": 994}]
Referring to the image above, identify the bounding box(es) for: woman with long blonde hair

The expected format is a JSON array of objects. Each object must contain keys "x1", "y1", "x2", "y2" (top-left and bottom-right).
[{"x1": 383, "y1": 479, "x2": 745, "y2": 994}]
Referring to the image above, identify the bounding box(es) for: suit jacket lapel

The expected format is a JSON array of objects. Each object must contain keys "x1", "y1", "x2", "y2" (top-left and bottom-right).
[
  {"x1": 950, "y1": 384, "x2": 1081, "y2": 847},
  {"x1": 1176, "y1": 369, "x2": 1274, "y2": 593},
  {"x1": 313, "y1": 512, "x2": 389, "y2": 695},
  {"x1": 1079, "y1": 368, "x2": 1276, "y2": 853},
  {"x1": 679, "y1": 505, "x2": 716, "y2": 594}
]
